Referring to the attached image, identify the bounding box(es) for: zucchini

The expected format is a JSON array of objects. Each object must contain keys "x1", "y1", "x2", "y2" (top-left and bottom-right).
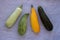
[
  {"x1": 18, "y1": 14, "x2": 29, "y2": 35},
  {"x1": 38, "y1": 6, "x2": 53, "y2": 31},
  {"x1": 5, "y1": 5, "x2": 22, "y2": 28},
  {"x1": 30, "y1": 5, "x2": 40, "y2": 34}
]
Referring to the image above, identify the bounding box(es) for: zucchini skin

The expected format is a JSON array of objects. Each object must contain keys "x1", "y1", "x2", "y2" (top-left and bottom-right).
[
  {"x1": 38, "y1": 6, "x2": 53, "y2": 31},
  {"x1": 18, "y1": 14, "x2": 29, "y2": 35}
]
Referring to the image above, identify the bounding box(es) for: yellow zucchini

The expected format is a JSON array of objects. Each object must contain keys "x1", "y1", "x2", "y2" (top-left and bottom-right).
[{"x1": 30, "y1": 5, "x2": 40, "y2": 34}]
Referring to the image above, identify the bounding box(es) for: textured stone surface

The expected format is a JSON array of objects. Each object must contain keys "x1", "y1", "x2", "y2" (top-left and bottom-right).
[{"x1": 0, "y1": 0, "x2": 60, "y2": 40}]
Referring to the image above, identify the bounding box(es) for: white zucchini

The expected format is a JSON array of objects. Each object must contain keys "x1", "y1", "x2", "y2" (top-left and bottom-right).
[{"x1": 6, "y1": 5, "x2": 22, "y2": 28}]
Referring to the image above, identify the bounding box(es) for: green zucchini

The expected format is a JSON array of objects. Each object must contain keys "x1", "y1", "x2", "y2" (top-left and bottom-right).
[
  {"x1": 38, "y1": 6, "x2": 53, "y2": 31},
  {"x1": 18, "y1": 14, "x2": 29, "y2": 35},
  {"x1": 5, "y1": 5, "x2": 22, "y2": 28}
]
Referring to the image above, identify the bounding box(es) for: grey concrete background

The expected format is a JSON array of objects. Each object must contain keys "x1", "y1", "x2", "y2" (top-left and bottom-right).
[{"x1": 0, "y1": 0, "x2": 60, "y2": 40}]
